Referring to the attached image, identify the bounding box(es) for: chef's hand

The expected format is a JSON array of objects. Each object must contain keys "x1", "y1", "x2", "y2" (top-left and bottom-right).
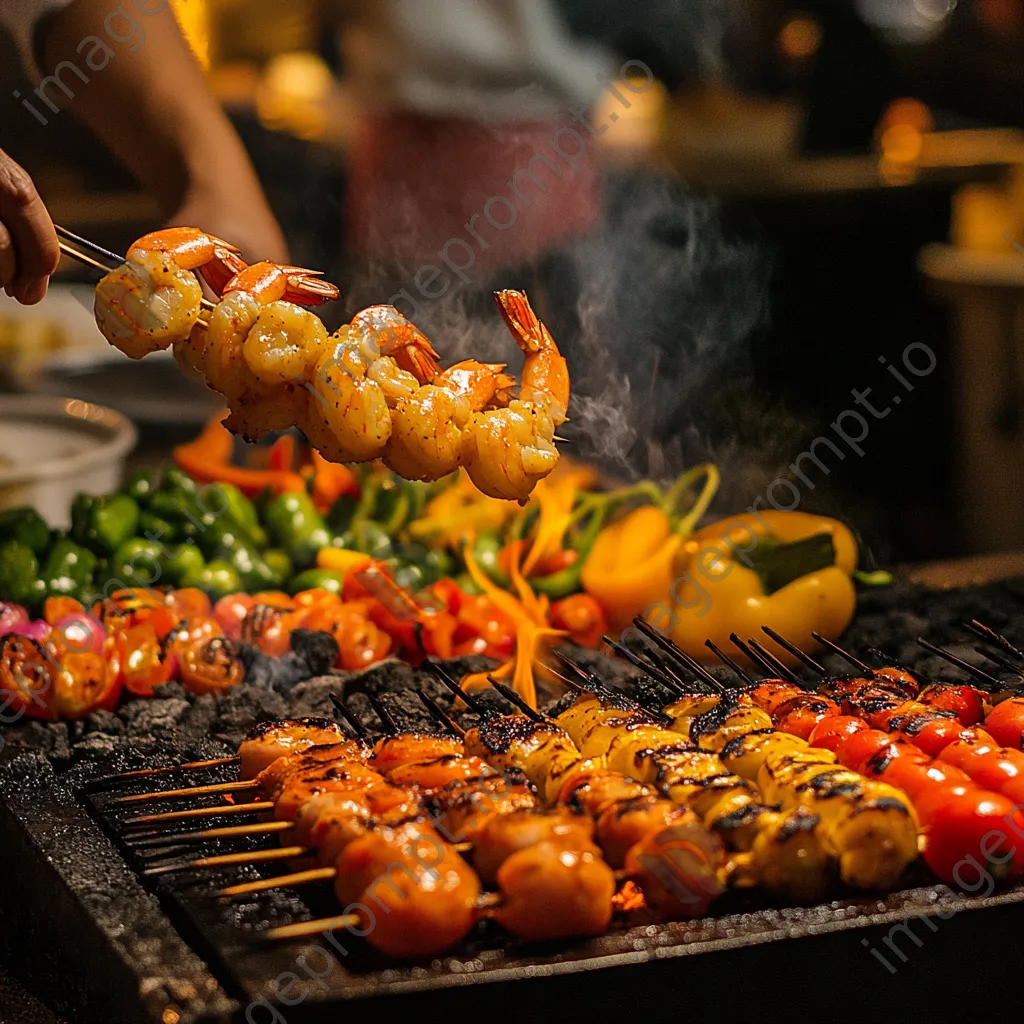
[{"x1": 0, "y1": 149, "x2": 60, "y2": 305}]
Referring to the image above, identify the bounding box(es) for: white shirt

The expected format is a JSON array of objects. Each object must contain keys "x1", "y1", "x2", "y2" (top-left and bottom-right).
[{"x1": 338, "y1": 0, "x2": 616, "y2": 122}]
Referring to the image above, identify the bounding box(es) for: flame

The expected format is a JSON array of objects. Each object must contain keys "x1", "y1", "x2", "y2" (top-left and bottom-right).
[
  {"x1": 521, "y1": 464, "x2": 595, "y2": 576},
  {"x1": 612, "y1": 880, "x2": 646, "y2": 913},
  {"x1": 461, "y1": 542, "x2": 567, "y2": 709}
]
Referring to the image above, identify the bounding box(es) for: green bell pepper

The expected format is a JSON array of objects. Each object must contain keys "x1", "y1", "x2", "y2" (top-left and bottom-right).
[
  {"x1": 287, "y1": 568, "x2": 344, "y2": 596},
  {"x1": 327, "y1": 493, "x2": 360, "y2": 534},
  {"x1": 43, "y1": 538, "x2": 98, "y2": 599},
  {"x1": 197, "y1": 516, "x2": 277, "y2": 591},
  {"x1": 162, "y1": 543, "x2": 206, "y2": 586},
  {"x1": 110, "y1": 537, "x2": 164, "y2": 589},
  {"x1": 529, "y1": 501, "x2": 609, "y2": 599},
  {"x1": 0, "y1": 508, "x2": 50, "y2": 555},
  {"x1": 138, "y1": 511, "x2": 176, "y2": 541},
  {"x1": 87, "y1": 493, "x2": 141, "y2": 555},
  {"x1": 125, "y1": 467, "x2": 155, "y2": 504},
  {"x1": 69, "y1": 494, "x2": 96, "y2": 547},
  {"x1": 160, "y1": 465, "x2": 199, "y2": 496},
  {"x1": 264, "y1": 492, "x2": 333, "y2": 569},
  {"x1": 206, "y1": 482, "x2": 259, "y2": 535},
  {"x1": 181, "y1": 559, "x2": 241, "y2": 600},
  {"x1": 337, "y1": 520, "x2": 392, "y2": 559},
  {"x1": 470, "y1": 531, "x2": 507, "y2": 586},
  {"x1": 264, "y1": 548, "x2": 293, "y2": 587},
  {"x1": 0, "y1": 539, "x2": 46, "y2": 608}
]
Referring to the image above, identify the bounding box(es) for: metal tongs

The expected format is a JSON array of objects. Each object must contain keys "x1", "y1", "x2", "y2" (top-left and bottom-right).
[{"x1": 54, "y1": 224, "x2": 217, "y2": 323}]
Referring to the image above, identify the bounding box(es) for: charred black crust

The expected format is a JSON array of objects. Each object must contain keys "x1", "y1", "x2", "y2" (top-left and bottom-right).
[
  {"x1": 712, "y1": 802, "x2": 769, "y2": 833},
  {"x1": 890, "y1": 710, "x2": 957, "y2": 734},
  {"x1": 473, "y1": 715, "x2": 556, "y2": 753},
  {"x1": 778, "y1": 808, "x2": 820, "y2": 839},
  {"x1": 720, "y1": 729, "x2": 775, "y2": 760},
  {"x1": 245, "y1": 716, "x2": 337, "y2": 740},
  {"x1": 866, "y1": 749, "x2": 895, "y2": 775},
  {"x1": 688, "y1": 696, "x2": 747, "y2": 741},
  {"x1": 774, "y1": 696, "x2": 833, "y2": 716},
  {"x1": 852, "y1": 796, "x2": 912, "y2": 817},
  {"x1": 798, "y1": 772, "x2": 864, "y2": 800}
]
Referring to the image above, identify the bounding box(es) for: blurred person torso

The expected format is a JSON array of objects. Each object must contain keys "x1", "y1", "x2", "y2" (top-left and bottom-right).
[{"x1": 336, "y1": 0, "x2": 615, "y2": 276}]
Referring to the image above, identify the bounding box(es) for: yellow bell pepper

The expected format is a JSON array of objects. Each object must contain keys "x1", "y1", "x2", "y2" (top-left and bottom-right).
[
  {"x1": 581, "y1": 505, "x2": 684, "y2": 632},
  {"x1": 316, "y1": 548, "x2": 373, "y2": 576},
  {"x1": 644, "y1": 510, "x2": 858, "y2": 666},
  {"x1": 579, "y1": 464, "x2": 720, "y2": 633}
]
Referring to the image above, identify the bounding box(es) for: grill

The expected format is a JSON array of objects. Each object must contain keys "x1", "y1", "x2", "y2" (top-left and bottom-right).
[{"x1": 5, "y1": 576, "x2": 1024, "y2": 1023}]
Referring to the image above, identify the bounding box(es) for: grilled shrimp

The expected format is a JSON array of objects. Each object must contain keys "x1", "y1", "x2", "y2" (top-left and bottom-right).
[
  {"x1": 299, "y1": 306, "x2": 437, "y2": 462},
  {"x1": 382, "y1": 360, "x2": 515, "y2": 482},
  {"x1": 94, "y1": 228, "x2": 245, "y2": 358},
  {"x1": 178, "y1": 260, "x2": 337, "y2": 440},
  {"x1": 460, "y1": 290, "x2": 569, "y2": 502}
]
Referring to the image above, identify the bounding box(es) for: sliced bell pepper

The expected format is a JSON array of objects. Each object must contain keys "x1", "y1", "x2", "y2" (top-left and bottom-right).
[{"x1": 172, "y1": 414, "x2": 307, "y2": 497}]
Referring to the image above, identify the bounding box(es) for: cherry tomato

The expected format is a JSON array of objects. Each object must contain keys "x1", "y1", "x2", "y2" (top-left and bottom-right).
[
  {"x1": 941, "y1": 739, "x2": 1024, "y2": 804},
  {"x1": 293, "y1": 588, "x2": 341, "y2": 610},
  {"x1": 165, "y1": 588, "x2": 212, "y2": 621},
  {"x1": 918, "y1": 684, "x2": 986, "y2": 725},
  {"x1": 923, "y1": 787, "x2": 1024, "y2": 886},
  {"x1": 835, "y1": 729, "x2": 897, "y2": 774},
  {"x1": 418, "y1": 610, "x2": 459, "y2": 661},
  {"x1": 249, "y1": 591, "x2": 295, "y2": 609},
  {"x1": 808, "y1": 715, "x2": 867, "y2": 752},
  {"x1": 42, "y1": 596, "x2": 85, "y2": 626},
  {"x1": 892, "y1": 714, "x2": 972, "y2": 758},
  {"x1": 549, "y1": 594, "x2": 608, "y2": 649},
  {"x1": 117, "y1": 622, "x2": 172, "y2": 696},
  {"x1": 881, "y1": 755, "x2": 964, "y2": 801},
  {"x1": 178, "y1": 636, "x2": 244, "y2": 696},
  {"x1": 213, "y1": 593, "x2": 254, "y2": 641},
  {"x1": 454, "y1": 595, "x2": 516, "y2": 659},
  {"x1": 0, "y1": 635, "x2": 61, "y2": 720},
  {"x1": 983, "y1": 698, "x2": 1024, "y2": 749},
  {"x1": 871, "y1": 666, "x2": 920, "y2": 697}
]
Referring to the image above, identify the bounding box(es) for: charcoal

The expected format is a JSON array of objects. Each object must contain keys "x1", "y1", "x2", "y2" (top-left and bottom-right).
[
  {"x1": 287, "y1": 629, "x2": 339, "y2": 677},
  {"x1": 180, "y1": 694, "x2": 218, "y2": 736},
  {"x1": 82, "y1": 710, "x2": 124, "y2": 736},
  {"x1": 119, "y1": 699, "x2": 191, "y2": 738},
  {"x1": 287, "y1": 675, "x2": 346, "y2": 719},
  {"x1": 154, "y1": 682, "x2": 188, "y2": 700}
]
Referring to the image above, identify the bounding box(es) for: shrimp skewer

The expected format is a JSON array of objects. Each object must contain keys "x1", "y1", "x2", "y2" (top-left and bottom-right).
[
  {"x1": 180, "y1": 260, "x2": 339, "y2": 440},
  {"x1": 94, "y1": 228, "x2": 247, "y2": 358}
]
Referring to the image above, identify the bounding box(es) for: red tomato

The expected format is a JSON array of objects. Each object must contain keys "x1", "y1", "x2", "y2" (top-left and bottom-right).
[
  {"x1": 898, "y1": 716, "x2": 974, "y2": 758},
  {"x1": 178, "y1": 636, "x2": 244, "y2": 696},
  {"x1": 984, "y1": 698, "x2": 1024, "y2": 749},
  {"x1": 165, "y1": 588, "x2": 212, "y2": 621},
  {"x1": 42, "y1": 596, "x2": 85, "y2": 626},
  {"x1": 419, "y1": 610, "x2": 459, "y2": 661},
  {"x1": 776, "y1": 703, "x2": 835, "y2": 740},
  {"x1": 213, "y1": 593, "x2": 254, "y2": 641},
  {"x1": 249, "y1": 591, "x2": 295, "y2": 609},
  {"x1": 871, "y1": 666, "x2": 920, "y2": 697},
  {"x1": 914, "y1": 781, "x2": 973, "y2": 829},
  {"x1": 549, "y1": 594, "x2": 608, "y2": 649},
  {"x1": 808, "y1": 715, "x2": 867, "y2": 752},
  {"x1": 835, "y1": 729, "x2": 897, "y2": 774},
  {"x1": 941, "y1": 740, "x2": 1024, "y2": 804},
  {"x1": 117, "y1": 622, "x2": 172, "y2": 696},
  {"x1": 918, "y1": 684, "x2": 986, "y2": 725},
  {"x1": 454, "y1": 596, "x2": 516, "y2": 659},
  {"x1": 922, "y1": 787, "x2": 1024, "y2": 887}
]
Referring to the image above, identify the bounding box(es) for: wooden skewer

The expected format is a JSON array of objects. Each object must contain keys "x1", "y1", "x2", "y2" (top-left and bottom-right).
[
  {"x1": 125, "y1": 819, "x2": 294, "y2": 848},
  {"x1": 809, "y1": 632, "x2": 874, "y2": 674},
  {"x1": 263, "y1": 915, "x2": 360, "y2": 941},
  {"x1": 143, "y1": 846, "x2": 312, "y2": 878},
  {"x1": 83, "y1": 755, "x2": 240, "y2": 792},
  {"x1": 215, "y1": 839, "x2": 474, "y2": 895},
  {"x1": 112, "y1": 779, "x2": 257, "y2": 805},
  {"x1": 123, "y1": 800, "x2": 273, "y2": 826},
  {"x1": 760, "y1": 626, "x2": 826, "y2": 675},
  {"x1": 263, "y1": 890, "x2": 509, "y2": 942},
  {"x1": 218, "y1": 866, "x2": 336, "y2": 897}
]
